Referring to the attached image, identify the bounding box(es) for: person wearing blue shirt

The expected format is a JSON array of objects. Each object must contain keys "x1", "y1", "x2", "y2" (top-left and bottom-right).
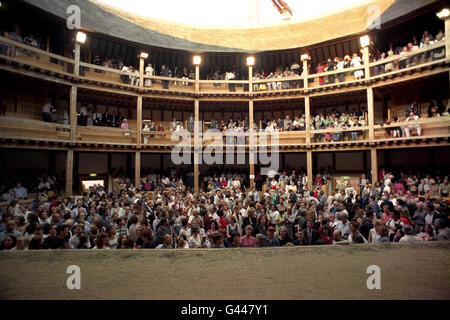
[
  {"x1": 264, "y1": 227, "x2": 281, "y2": 247},
  {"x1": 13, "y1": 183, "x2": 27, "y2": 199}
]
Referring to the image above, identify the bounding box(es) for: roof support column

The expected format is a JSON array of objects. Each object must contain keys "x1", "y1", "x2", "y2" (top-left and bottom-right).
[
  {"x1": 70, "y1": 85, "x2": 77, "y2": 141},
  {"x1": 249, "y1": 99, "x2": 255, "y2": 188},
  {"x1": 367, "y1": 87, "x2": 374, "y2": 141},
  {"x1": 194, "y1": 99, "x2": 200, "y2": 194}
]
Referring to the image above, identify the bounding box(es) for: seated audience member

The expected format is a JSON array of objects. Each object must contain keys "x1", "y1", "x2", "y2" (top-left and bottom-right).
[
  {"x1": 120, "y1": 118, "x2": 129, "y2": 130},
  {"x1": 240, "y1": 225, "x2": 256, "y2": 247},
  {"x1": 399, "y1": 225, "x2": 423, "y2": 243},
  {"x1": 13, "y1": 183, "x2": 27, "y2": 199},
  {"x1": 404, "y1": 112, "x2": 421, "y2": 137}
]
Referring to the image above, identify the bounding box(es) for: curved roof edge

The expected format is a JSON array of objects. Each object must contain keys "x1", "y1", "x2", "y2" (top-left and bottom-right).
[
  {"x1": 24, "y1": 0, "x2": 441, "y2": 53},
  {"x1": 23, "y1": 0, "x2": 251, "y2": 53}
]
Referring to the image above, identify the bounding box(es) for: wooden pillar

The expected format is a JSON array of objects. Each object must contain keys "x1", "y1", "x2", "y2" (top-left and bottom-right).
[
  {"x1": 305, "y1": 96, "x2": 311, "y2": 144},
  {"x1": 65, "y1": 149, "x2": 73, "y2": 197},
  {"x1": 370, "y1": 148, "x2": 378, "y2": 184},
  {"x1": 307, "y1": 151, "x2": 313, "y2": 191},
  {"x1": 249, "y1": 99, "x2": 255, "y2": 188},
  {"x1": 135, "y1": 151, "x2": 141, "y2": 189},
  {"x1": 445, "y1": 16, "x2": 450, "y2": 60},
  {"x1": 69, "y1": 86, "x2": 77, "y2": 141},
  {"x1": 302, "y1": 58, "x2": 309, "y2": 89},
  {"x1": 139, "y1": 56, "x2": 145, "y2": 89},
  {"x1": 74, "y1": 42, "x2": 80, "y2": 77},
  {"x1": 248, "y1": 64, "x2": 253, "y2": 93},
  {"x1": 367, "y1": 87, "x2": 374, "y2": 141},
  {"x1": 363, "y1": 46, "x2": 370, "y2": 79},
  {"x1": 194, "y1": 99, "x2": 200, "y2": 193},
  {"x1": 137, "y1": 95, "x2": 142, "y2": 145},
  {"x1": 195, "y1": 64, "x2": 200, "y2": 93}
]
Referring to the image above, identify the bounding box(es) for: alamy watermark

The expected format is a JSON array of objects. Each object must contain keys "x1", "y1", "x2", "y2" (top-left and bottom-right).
[
  {"x1": 366, "y1": 265, "x2": 381, "y2": 290},
  {"x1": 66, "y1": 265, "x2": 81, "y2": 290},
  {"x1": 170, "y1": 121, "x2": 279, "y2": 176},
  {"x1": 66, "y1": 5, "x2": 81, "y2": 30}
]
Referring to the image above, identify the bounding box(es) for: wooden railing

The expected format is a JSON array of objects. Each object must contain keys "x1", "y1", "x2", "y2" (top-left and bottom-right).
[
  {"x1": 0, "y1": 116, "x2": 70, "y2": 141},
  {"x1": 1, "y1": 35, "x2": 447, "y2": 97}
]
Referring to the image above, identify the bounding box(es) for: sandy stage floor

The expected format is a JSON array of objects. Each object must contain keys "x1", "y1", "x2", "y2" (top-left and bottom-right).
[{"x1": 0, "y1": 242, "x2": 449, "y2": 300}]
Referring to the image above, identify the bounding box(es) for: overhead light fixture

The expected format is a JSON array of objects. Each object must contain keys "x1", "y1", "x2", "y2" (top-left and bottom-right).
[
  {"x1": 193, "y1": 55, "x2": 201, "y2": 65},
  {"x1": 246, "y1": 56, "x2": 255, "y2": 66},
  {"x1": 360, "y1": 35, "x2": 370, "y2": 48},
  {"x1": 300, "y1": 54, "x2": 310, "y2": 61},
  {"x1": 76, "y1": 31, "x2": 87, "y2": 44},
  {"x1": 436, "y1": 8, "x2": 450, "y2": 19},
  {"x1": 140, "y1": 52, "x2": 149, "y2": 59}
]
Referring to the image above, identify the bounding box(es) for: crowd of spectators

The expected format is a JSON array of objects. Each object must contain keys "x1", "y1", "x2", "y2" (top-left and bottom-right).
[
  {"x1": 382, "y1": 99, "x2": 450, "y2": 139},
  {"x1": 76, "y1": 104, "x2": 129, "y2": 129},
  {"x1": 1, "y1": 170, "x2": 63, "y2": 202},
  {"x1": 1, "y1": 165, "x2": 448, "y2": 251},
  {"x1": 373, "y1": 30, "x2": 446, "y2": 75},
  {"x1": 0, "y1": 25, "x2": 42, "y2": 59}
]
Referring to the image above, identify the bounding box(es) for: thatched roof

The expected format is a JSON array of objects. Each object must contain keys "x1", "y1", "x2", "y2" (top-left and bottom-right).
[{"x1": 24, "y1": 0, "x2": 441, "y2": 52}]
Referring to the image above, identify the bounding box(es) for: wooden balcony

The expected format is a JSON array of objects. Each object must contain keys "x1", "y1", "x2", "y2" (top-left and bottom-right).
[{"x1": 0, "y1": 36, "x2": 448, "y2": 100}]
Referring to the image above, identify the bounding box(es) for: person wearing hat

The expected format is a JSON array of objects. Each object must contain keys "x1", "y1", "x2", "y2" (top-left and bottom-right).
[{"x1": 264, "y1": 226, "x2": 280, "y2": 247}]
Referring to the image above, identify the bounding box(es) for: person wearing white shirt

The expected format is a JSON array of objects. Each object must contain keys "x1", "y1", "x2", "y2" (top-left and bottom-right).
[
  {"x1": 13, "y1": 183, "x2": 27, "y2": 199},
  {"x1": 69, "y1": 224, "x2": 91, "y2": 249},
  {"x1": 404, "y1": 112, "x2": 421, "y2": 137},
  {"x1": 144, "y1": 64, "x2": 154, "y2": 87},
  {"x1": 399, "y1": 225, "x2": 423, "y2": 243}
]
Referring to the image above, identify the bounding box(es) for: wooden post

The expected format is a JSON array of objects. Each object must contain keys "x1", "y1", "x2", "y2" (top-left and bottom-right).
[
  {"x1": 248, "y1": 65, "x2": 253, "y2": 93},
  {"x1": 370, "y1": 148, "x2": 378, "y2": 184},
  {"x1": 139, "y1": 56, "x2": 145, "y2": 89},
  {"x1": 363, "y1": 46, "x2": 370, "y2": 79},
  {"x1": 135, "y1": 151, "x2": 141, "y2": 189},
  {"x1": 46, "y1": 36, "x2": 50, "y2": 52},
  {"x1": 137, "y1": 95, "x2": 142, "y2": 145},
  {"x1": 70, "y1": 86, "x2": 77, "y2": 141},
  {"x1": 195, "y1": 64, "x2": 200, "y2": 93},
  {"x1": 307, "y1": 151, "x2": 313, "y2": 191},
  {"x1": 74, "y1": 42, "x2": 80, "y2": 77},
  {"x1": 367, "y1": 87, "x2": 374, "y2": 141},
  {"x1": 302, "y1": 59, "x2": 309, "y2": 89},
  {"x1": 305, "y1": 96, "x2": 311, "y2": 144},
  {"x1": 65, "y1": 149, "x2": 73, "y2": 197},
  {"x1": 445, "y1": 16, "x2": 450, "y2": 60},
  {"x1": 194, "y1": 99, "x2": 200, "y2": 194},
  {"x1": 249, "y1": 99, "x2": 255, "y2": 188}
]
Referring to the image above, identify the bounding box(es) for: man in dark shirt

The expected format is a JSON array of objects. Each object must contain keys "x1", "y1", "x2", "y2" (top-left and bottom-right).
[
  {"x1": 44, "y1": 225, "x2": 68, "y2": 249},
  {"x1": 303, "y1": 219, "x2": 319, "y2": 245},
  {"x1": 141, "y1": 230, "x2": 156, "y2": 249},
  {"x1": 156, "y1": 218, "x2": 173, "y2": 246},
  {"x1": 360, "y1": 210, "x2": 374, "y2": 240}
]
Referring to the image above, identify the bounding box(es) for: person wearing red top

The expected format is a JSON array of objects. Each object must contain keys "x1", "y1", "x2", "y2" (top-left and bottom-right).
[
  {"x1": 316, "y1": 62, "x2": 325, "y2": 86},
  {"x1": 240, "y1": 225, "x2": 256, "y2": 247},
  {"x1": 399, "y1": 209, "x2": 414, "y2": 226},
  {"x1": 218, "y1": 212, "x2": 227, "y2": 231},
  {"x1": 318, "y1": 225, "x2": 333, "y2": 245},
  {"x1": 394, "y1": 182, "x2": 406, "y2": 194}
]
